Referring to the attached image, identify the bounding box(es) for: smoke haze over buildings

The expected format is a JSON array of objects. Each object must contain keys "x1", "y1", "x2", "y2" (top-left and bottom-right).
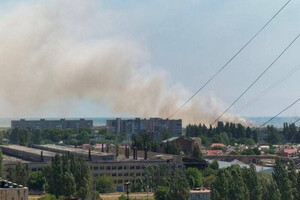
[{"x1": 0, "y1": 0, "x2": 247, "y2": 125}]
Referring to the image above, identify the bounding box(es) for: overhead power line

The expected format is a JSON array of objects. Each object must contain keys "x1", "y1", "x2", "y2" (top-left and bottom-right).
[
  {"x1": 236, "y1": 64, "x2": 300, "y2": 112},
  {"x1": 168, "y1": 0, "x2": 292, "y2": 119},
  {"x1": 292, "y1": 118, "x2": 300, "y2": 124},
  {"x1": 254, "y1": 96, "x2": 300, "y2": 131},
  {"x1": 211, "y1": 32, "x2": 300, "y2": 125}
]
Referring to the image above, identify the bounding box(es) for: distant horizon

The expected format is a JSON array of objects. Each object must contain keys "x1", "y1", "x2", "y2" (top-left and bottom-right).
[{"x1": 0, "y1": 116, "x2": 298, "y2": 128}]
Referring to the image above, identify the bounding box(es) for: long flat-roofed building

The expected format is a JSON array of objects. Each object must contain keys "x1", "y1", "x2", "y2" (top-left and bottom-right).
[
  {"x1": 0, "y1": 145, "x2": 58, "y2": 162},
  {"x1": 0, "y1": 144, "x2": 184, "y2": 192},
  {"x1": 11, "y1": 118, "x2": 93, "y2": 130}
]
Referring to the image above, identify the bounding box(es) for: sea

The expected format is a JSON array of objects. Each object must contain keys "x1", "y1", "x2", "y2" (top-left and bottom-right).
[{"x1": 0, "y1": 117, "x2": 299, "y2": 128}]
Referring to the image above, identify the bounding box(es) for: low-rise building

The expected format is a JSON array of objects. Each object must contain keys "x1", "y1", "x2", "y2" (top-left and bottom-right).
[
  {"x1": 1, "y1": 144, "x2": 184, "y2": 192},
  {"x1": 160, "y1": 136, "x2": 201, "y2": 155},
  {"x1": 277, "y1": 148, "x2": 298, "y2": 158},
  {"x1": 189, "y1": 188, "x2": 211, "y2": 200}
]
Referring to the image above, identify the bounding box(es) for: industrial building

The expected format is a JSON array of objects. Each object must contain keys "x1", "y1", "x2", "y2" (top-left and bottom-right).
[
  {"x1": 106, "y1": 118, "x2": 182, "y2": 137},
  {"x1": 0, "y1": 144, "x2": 183, "y2": 192},
  {"x1": 32, "y1": 144, "x2": 115, "y2": 161},
  {"x1": 0, "y1": 145, "x2": 57, "y2": 162},
  {"x1": 11, "y1": 118, "x2": 93, "y2": 130}
]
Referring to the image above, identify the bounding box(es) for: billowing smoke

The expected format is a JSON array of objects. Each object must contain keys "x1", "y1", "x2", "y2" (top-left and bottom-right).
[{"x1": 0, "y1": 0, "x2": 247, "y2": 125}]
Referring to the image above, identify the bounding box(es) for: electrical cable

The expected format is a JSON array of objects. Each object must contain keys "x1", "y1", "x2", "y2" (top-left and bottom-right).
[
  {"x1": 168, "y1": 0, "x2": 292, "y2": 119},
  {"x1": 211, "y1": 32, "x2": 300, "y2": 125}
]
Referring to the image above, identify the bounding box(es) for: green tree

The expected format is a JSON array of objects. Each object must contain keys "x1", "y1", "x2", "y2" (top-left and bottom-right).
[
  {"x1": 242, "y1": 164, "x2": 262, "y2": 200},
  {"x1": 0, "y1": 150, "x2": 3, "y2": 178},
  {"x1": 210, "y1": 160, "x2": 219, "y2": 170},
  {"x1": 228, "y1": 167, "x2": 249, "y2": 200},
  {"x1": 154, "y1": 186, "x2": 170, "y2": 200},
  {"x1": 288, "y1": 161, "x2": 298, "y2": 199},
  {"x1": 61, "y1": 172, "x2": 76, "y2": 197},
  {"x1": 192, "y1": 145, "x2": 202, "y2": 159},
  {"x1": 212, "y1": 169, "x2": 230, "y2": 200},
  {"x1": 273, "y1": 158, "x2": 293, "y2": 200},
  {"x1": 94, "y1": 175, "x2": 115, "y2": 193},
  {"x1": 75, "y1": 158, "x2": 93, "y2": 200},
  {"x1": 185, "y1": 168, "x2": 203, "y2": 189},
  {"x1": 28, "y1": 171, "x2": 45, "y2": 191},
  {"x1": 12, "y1": 163, "x2": 30, "y2": 186},
  {"x1": 265, "y1": 180, "x2": 281, "y2": 200},
  {"x1": 47, "y1": 155, "x2": 63, "y2": 197}
]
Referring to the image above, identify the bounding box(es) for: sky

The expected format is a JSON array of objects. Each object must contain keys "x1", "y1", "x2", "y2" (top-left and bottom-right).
[{"x1": 0, "y1": 0, "x2": 299, "y2": 123}]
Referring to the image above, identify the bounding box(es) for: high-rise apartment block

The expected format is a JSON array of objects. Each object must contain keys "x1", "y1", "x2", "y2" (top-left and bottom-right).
[
  {"x1": 106, "y1": 118, "x2": 182, "y2": 136},
  {"x1": 11, "y1": 118, "x2": 93, "y2": 130}
]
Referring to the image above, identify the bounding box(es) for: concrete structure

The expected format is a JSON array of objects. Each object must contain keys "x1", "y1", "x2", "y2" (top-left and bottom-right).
[
  {"x1": 11, "y1": 118, "x2": 93, "y2": 130},
  {"x1": 1, "y1": 144, "x2": 184, "y2": 192},
  {"x1": 32, "y1": 144, "x2": 115, "y2": 161},
  {"x1": 0, "y1": 145, "x2": 57, "y2": 162},
  {"x1": 189, "y1": 188, "x2": 211, "y2": 200},
  {"x1": 107, "y1": 118, "x2": 182, "y2": 137},
  {"x1": 0, "y1": 179, "x2": 28, "y2": 200}
]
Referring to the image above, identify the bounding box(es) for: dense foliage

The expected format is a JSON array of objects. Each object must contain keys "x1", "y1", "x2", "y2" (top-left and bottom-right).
[
  {"x1": 186, "y1": 122, "x2": 256, "y2": 146},
  {"x1": 211, "y1": 158, "x2": 300, "y2": 200},
  {"x1": 264, "y1": 123, "x2": 300, "y2": 145}
]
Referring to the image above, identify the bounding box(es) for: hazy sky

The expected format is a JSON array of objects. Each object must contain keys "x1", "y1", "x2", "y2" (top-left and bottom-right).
[{"x1": 0, "y1": 0, "x2": 299, "y2": 121}]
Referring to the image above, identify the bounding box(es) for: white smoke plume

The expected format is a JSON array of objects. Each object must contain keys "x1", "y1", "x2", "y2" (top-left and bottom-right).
[{"x1": 0, "y1": 0, "x2": 247, "y2": 125}]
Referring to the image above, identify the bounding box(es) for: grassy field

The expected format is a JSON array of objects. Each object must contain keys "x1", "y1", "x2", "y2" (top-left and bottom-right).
[
  {"x1": 29, "y1": 192, "x2": 154, "y2": 200},
  {"x1": 101, "y1": 192, "x2": 154, "y2": 200}
]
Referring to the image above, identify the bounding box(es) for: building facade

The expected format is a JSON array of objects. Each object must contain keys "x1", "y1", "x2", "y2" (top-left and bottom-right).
[
  {"x1": 0, "y1": 179, "x2": 28, "y2": 200},
  {"x1": 107, "y1": 118, "x2": 182, "y2": 136},
  {"x1": 1, "y1": 144, "x2": 183, "y2": 192},
  {"x1": 189, "y1": 188, "x2": 211, "y2": 200},
  {"x1": 11, "y1": 118, "x2": 93, "y2": 130}
]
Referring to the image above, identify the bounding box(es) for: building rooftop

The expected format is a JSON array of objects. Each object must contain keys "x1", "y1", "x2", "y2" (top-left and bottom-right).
[
  {"x1": 190, "y1": 188, "x2": 211, "y2": 194},
  {"x1": 161, "y1": 136, "x2": 179, "y2": 143},
  {"x1": 37, "y1": 144, "x2": 113, "y2": 156},
  {"x1": 0, "y1": 145, "x2": 58, "y2": 157}
]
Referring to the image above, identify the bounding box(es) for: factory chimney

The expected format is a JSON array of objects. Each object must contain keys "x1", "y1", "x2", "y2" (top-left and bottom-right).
[
  {"x1": 116, "y1": 146, "x2": 119, "y2": 157},
  {"x1": 41, "y1": 151, "x2": 44, "y2": 162},
  {"x1": 88, "y1": 149, "x2": 92, "y2": 161},
  {"x1": 144, "y1": 147, "x2": 148, "y2": 160}
]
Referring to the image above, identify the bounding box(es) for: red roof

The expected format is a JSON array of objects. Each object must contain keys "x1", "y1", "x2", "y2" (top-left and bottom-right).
[
  {"x1": 207, "y1": 150, "x2": 223, "y2": 155},
  {"x1": 211, "y1": 143, "x2": 226, "y2": 148},
  {"x1": 284, "y1": 149, "x2": 297, "y2": 154}
]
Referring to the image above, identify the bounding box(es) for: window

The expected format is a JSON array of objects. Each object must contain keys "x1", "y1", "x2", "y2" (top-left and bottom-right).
[
  {"x1": 130, "y1": 166, "x2": 134, "y2": 170},
  {"x1": 118, "y1": 180, "x2": 123, "y2": 183},
  {"x1": 112, "y1": 173, "x2": 116, "y2": 177},
  {"x1": 112, "y1": 166, "x2": 117, "y2": 170},
  {"x1": 124, "y1": 166, "x2": 127, "y2": 170},
  {"x1": 142, "y1": 166, "x2": 145, "y2": 169},
  {"x1": 106, "y1": 166, "x2": 111, "y2": 170},
  {"x1": 130, "y1": 173, "x2": 134, "y2": 176},
  {"x1": 124, "y1": 173, "x2": 129, "y2": 176},
  {"x1": 100, "y1": 166, "x2": 104, "y2": 170},
  {"x1": 136, "y1": 166, "x2": 141, "y2": 169},
  {"x1": 136, "y1": 173, "x2": 141, "y2": 176},
  {"x1": 118, "y1": 173, "x2": 122, "y2": 176},
  {"x1": 118, "y1": 166, "x2": 123, "y2": 170},
  {"x1": 94, "y1": 167, "x2": 98, "y2": 170}
]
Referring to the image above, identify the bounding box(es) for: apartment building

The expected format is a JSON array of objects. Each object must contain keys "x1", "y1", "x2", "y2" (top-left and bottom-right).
[
  {"x1": 11, "y1": 118, "x2": 93, "y2": 130},
  {"x1": 106, "y1": 118, "x2": 182, "y2": 136}
]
